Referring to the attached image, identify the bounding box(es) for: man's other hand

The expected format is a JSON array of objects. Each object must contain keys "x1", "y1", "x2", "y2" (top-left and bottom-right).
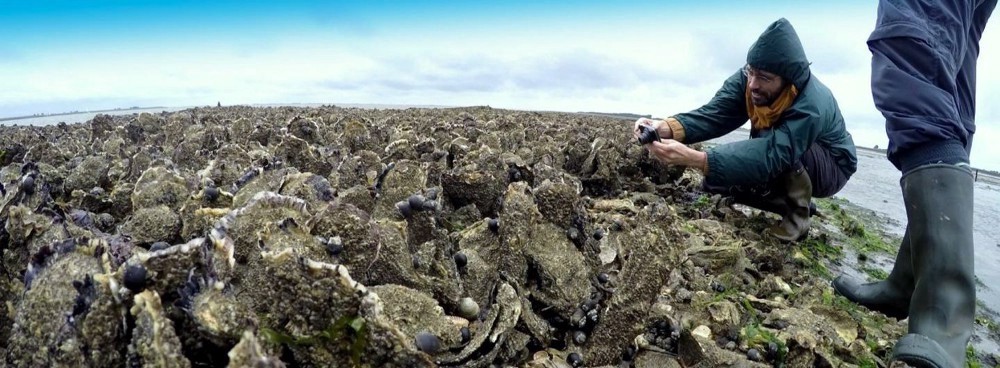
[{"x1": 648, "y1": 139, "x2": 708, "y2": 172}]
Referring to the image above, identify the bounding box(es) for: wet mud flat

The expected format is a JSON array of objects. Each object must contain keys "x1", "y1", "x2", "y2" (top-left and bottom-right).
[{"x1": 0, "y1": 105, "x2": 995, "y2": 367}]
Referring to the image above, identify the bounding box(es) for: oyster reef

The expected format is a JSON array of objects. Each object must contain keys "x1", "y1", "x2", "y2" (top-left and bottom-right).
[{"x1": 0, "y1": 106, "x2": 921, "y2": 367}]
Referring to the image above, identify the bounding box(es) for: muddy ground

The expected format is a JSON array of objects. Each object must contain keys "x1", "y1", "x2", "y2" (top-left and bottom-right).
[{"x1": 0, "y1": 106, "x2": 997, "y2": 367}]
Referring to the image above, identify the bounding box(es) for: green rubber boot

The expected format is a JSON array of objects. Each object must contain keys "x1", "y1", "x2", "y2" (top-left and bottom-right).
[
  {"x1": 891, "y1": 164, "x2": 976, "y2": 368},
  {"x1": 768, "y1": 168, "x2": 812, "y2": 242},
  {"x1": 832, "y1": 229, "x2": 913, "y2": 319}
]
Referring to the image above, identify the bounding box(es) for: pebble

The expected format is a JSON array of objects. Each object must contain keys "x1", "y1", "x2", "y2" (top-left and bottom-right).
[
  {"x1": 325, "y1": 237, "x2": 343, "y2": 256},
  {"x1": 621, "y1": 345, "x2": 637, "y2": 362},
  {"x1": 204, "y1": 186, "x2": 220, "y2": 202},
  {"x1": 566, "y1": 352, "x2": 583, "y2": 367},
  {"x1": 20, "y1": 176, "x2": 34, "y2": 195},
  {"x1": 414, "y1": 331, "x2": 440, "y2": 354},
  {"x1": 422, "y1": 199, "x2": 439, "y2": 212},
  {"x1": 692, "y1": 325, "x2": 712, "y2": 339},
  {"x1": 712, "y1": 281, "x2": 726, "y2": 293},
  {"x1": 460, "y1": 327, "x2": 471, "y2": 343},
  {"x1": 458, "y1": 297, "x2": 479, "y2": 320},
  {"x1": 425, "y1": 187, "x2": 440, "y2": 200},
  {"x1": 408, "y1": 194, "x2": 426, "y2": 211},
  {"x1": 571, "y1": 309, "x2": 587, "y2": 328},
  {"x1": 396, "y1": 201, "x2": 412, "y2": 218},
  {"x1": 567, "y1": 227, "x2": 581, "y2": 242},
  {"x1": 656, "y1": 336, "x2": 674, "y2": 349},
  {"x1": 149, "y1": 242, "x2": 170, "y2": 252},
  {"x1": 453, "y1": 252, "x2": 468, "y2": 269},
  {"x1": 123, "y1": 265, "x2": 148, "y2": 293},
  {"x1": 767, "y1": 341, "x2": 780, "y2": 359},
  {"x1": 747, "y1": 348, "x2": 763, "y2": 362},
  {"x1": 573, "y1": 331, "x2": 587, "y2": 345},
  {"x1": 676, "y1": 288, "x2": 693, "y2": 303},
  {"x1": 726, "y1": 341, "x2": 737, "y2": 350}
]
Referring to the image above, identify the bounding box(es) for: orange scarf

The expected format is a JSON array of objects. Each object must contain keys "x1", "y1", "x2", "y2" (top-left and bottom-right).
[{"x1": 746, "y1": 84, "x2": 798, "y2": 130}]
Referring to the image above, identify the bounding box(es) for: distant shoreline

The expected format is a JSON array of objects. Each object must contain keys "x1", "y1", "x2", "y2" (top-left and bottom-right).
[{"x1": 0, "y1": 106, "x2": 167, "y2": 122}]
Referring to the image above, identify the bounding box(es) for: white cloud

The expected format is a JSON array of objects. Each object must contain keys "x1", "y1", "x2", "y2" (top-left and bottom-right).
[{"x1": 2, "y1": 4, "x2": 999, "y2": 169}]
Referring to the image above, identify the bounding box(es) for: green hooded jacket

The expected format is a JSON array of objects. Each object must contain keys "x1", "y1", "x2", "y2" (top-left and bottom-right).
[{"x1": 673, "y1": 18, "x2": 857, "y2": 188}]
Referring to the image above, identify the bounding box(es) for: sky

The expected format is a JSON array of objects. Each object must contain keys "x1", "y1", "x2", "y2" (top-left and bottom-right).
[{"x1": 1, "y1": 0, "x2": 999, "y2": 170}]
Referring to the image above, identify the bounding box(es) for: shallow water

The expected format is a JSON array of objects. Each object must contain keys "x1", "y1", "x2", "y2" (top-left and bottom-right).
[
  {"x1": 0, "y1": 107, "x2": 186, "y2": 126},
  {"x1": 0, "y1": 104, "x2": 449, "y2": 127}
]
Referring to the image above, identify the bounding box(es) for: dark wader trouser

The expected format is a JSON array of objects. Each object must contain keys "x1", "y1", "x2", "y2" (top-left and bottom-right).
[
  {"x1": 701, "y1": 142, "x2": 848, "y2": 241},
  {"x1": 702, "y1": 142, "x2": 848, "y2": 200},
  {"x1": 833, "y1": 1, "x2": 996, "y2": 366}
]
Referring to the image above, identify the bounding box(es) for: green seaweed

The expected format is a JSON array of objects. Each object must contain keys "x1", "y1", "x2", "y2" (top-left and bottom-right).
[
  {"x1": 861, "y1": 266, "x2": 888, "y2": 281},
  {"x1": 260, "y1": 315, "x2": 369, "y2": 365}
]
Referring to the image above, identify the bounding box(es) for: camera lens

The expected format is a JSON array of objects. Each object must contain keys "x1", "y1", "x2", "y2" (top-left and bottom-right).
[{"x1": 638, "y1": 125, "x2": 659, "y2": 145}]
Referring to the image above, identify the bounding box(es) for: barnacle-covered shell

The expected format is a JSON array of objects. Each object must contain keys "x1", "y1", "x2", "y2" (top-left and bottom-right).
[
  {"x1": 274, "y1": 134, "x2": 330, "y2": 176},
  {"x1": 306, "y1": 202, "x2": 375, "y2": 270},
  {"x1": 226, "y1": 331, "x2": 286, "y2": 368},
  {"x1": 278, "y1": 172, "x2": 335, "y2": 211},
  {"x1": 286, "y1": 116, "x2": 322, "y2": 145},
  {"x1": 198, "y1": 144, "x2": 253, "y2": 189},
  {"x1": 231, "y1": 163, "x2": 300, "y2": 208},
  {"x1": 6, "y1": 239, "x2": 126, "y2": 367},
  {"x1": 64, "y1": 155, "x2": 112, "y2": 194},
  {"x1": 233, "y1": 248, "x2": 432, "y2": 367},
  {"x1": 120, "y1": 205, "x2": 181, "y2": 246},
  {"x1": 127, "y1": 290, "x2": 191, "y2": 368},
  {"x1": 23, "y1": 140, "x2": 71, "y2": 166},
  {"x1": 131, "y1": 166, "x2": 189, "y2": 211},
  {"x1": 213, "y1": 191, "x2": 311, "y2": 265},
  {"x1": 186, "y1": 285, "x2": 255, "y2": 346},
  {"x1": 131, "y1": 238, "x2": 206, "y2": 299},
  {"x1": 329, "y1": 150, "x2": 383, "y2": 190},
  {"x1": 178, "y1": 186, "x2": 233, "y2": 241},
  {"x1": 369, "y1": 285, "x2": 462, "y2": 350},
  {"x1": 372, "y1": 160, "x2": 427, "y2": 218}
]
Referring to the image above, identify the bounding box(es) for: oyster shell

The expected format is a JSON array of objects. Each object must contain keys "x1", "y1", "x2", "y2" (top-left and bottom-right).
[
  {"x1": 6, "y1": 239, "x2": 125, "y2": 367},
  {"x1": 226, "y1": 331, "x2": 286, "y2": 368},
  {"x1": 127, "y1": 290, "x2": 191, "y2": 368}
]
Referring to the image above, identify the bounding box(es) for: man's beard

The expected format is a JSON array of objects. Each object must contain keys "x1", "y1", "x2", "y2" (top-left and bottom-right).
[{"x1": 750, "y1": 88, "x2": 778, "y2": 106}]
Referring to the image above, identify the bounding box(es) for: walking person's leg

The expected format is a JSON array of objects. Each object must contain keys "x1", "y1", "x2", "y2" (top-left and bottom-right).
[{"x1": 834, "y1": 1, "x2": 996, "y2": 366}]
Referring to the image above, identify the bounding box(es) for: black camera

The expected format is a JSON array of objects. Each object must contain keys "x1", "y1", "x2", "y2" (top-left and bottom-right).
[{"x1": 637, "y1": 124, "x2": 660, "y2": 145}]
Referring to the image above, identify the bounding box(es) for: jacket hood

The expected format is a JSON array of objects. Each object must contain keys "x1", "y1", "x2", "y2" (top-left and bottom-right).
[{"x1": 746, "y1": 18, "x2": 811, "y2": 90}]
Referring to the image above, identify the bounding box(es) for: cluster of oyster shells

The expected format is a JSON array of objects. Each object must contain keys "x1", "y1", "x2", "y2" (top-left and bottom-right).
[{"x1": 0, "y1": 106, "x2": 894, "y2": 367}]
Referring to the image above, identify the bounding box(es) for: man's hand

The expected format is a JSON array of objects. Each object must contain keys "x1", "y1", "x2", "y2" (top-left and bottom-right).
[
  {"x1": 647, "y1": 139, "x2": 708, "y2": 172},
  {"x1": 633, "y1": 118, "x2": 673, "y2": 142}
]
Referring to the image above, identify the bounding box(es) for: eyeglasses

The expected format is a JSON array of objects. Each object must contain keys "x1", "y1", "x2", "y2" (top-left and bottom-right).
[{"x1": 743, "y1": 65, "x2": 777, "y2": 84}]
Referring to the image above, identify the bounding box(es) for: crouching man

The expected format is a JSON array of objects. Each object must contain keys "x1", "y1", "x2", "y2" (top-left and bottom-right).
[{"x1": 633, "y1": 18, "x2": 857, "y2": 241}]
